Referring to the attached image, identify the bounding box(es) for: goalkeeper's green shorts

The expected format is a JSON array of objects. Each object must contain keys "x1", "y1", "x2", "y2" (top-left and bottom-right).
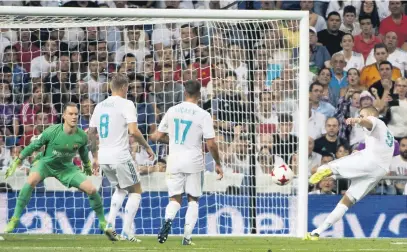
[{"x1": 30, "y1": 160, "x2": 87, "y2": 188}]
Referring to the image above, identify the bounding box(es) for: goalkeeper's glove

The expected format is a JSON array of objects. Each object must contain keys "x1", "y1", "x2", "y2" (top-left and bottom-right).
[
  {"x1": 83, "y1": 160, "x2": 92, "y2": 176},
  {"x1": 5, "y1": 158, "x2": 22, "y2": 179}
]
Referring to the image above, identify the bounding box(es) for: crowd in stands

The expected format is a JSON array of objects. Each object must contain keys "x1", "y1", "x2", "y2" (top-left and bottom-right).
[{"x1": 0, "y1": 0, "x2": 406, "y2": 195}]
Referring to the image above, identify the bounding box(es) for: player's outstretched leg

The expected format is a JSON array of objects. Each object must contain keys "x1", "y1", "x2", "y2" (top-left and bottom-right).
[
  {"x1": 79, "y1": 180, "x2": 118, "y2": 241},
  {"x1": 182, "y1": 198, "x2": 198, "y2": 246},
  {"x1": 120, "y1": 184, "x2": 142, "y2": 243},
  {"x1": 309, "y1": 165, "x2": 333, "y2": 185},
  {"x1": 106, "y1": 187, "x2": 127, "y2": 237},
  {"x1": 158, "y1": 198, "x2": 181, "y2": 243},
  {"x1": 5, "y1": 172, "x2": 41, "y2": 233},
  {"x1": 304, "y1": 195, "x2": 353, "y2": 241}
]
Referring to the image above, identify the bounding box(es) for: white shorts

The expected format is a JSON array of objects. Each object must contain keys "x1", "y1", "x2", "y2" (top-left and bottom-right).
[
  {"x1": 321, "y1": 151, "x2": 387, "y2": 202},
  {"x1": 166, "y1": 171, "x2": 204, "y2": 198},
  {"x1": 100, "y1": 160, "x2": 140, "y2": 189}
]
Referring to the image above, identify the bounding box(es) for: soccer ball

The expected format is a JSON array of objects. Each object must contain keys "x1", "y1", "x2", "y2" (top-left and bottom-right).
[{"x1": 271, "y1": 163, "x2": 294, "y2": 186}]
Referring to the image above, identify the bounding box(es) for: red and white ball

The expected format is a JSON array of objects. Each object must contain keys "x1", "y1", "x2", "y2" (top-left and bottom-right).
[{"x1": 271, "y1": 163, "x2": 294, "y2": 186}]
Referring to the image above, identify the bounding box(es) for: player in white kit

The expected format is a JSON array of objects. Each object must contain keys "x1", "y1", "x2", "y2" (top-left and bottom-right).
[
  {"x1": 151, "y1": 80, "x2": 223, "y2": 246},
  {"x1": 88, "y1": 74, "x2": 155, "y2": 242},
  {"x1": 304, "y1": 106, "x2": 394, "y2": 240}
]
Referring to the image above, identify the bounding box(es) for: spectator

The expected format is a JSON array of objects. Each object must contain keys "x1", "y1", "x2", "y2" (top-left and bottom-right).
[
  {"x1": 256, "y1": 146, "x2": 286, "y2": 176},
  {"x1": 335, "y1": 34, "x2": 365, "y2": 71},
  {"x1": 2, "y1": 45, "x2": 29, "y2": 95},
  {"x1": 385, "y1": 77, "x2": 407, "y2": 141},
  {"x1": 336, "y1": 90, "x2": 362, "y2": 147},
  {"x1": 339, "y1": 68, "x2": 366, "y2": 98},
  {"x1": 301, "y1": 0, "x2": 326, "y2": 32},
  {"x1": 223, "y1": 133, "x2": 250, "y2": 174},
  {"x1": 78, "y1": 97, "x2": 95, "y2": 130},
  {"x1": 154, "y1": 46, "x2": 182, "y2": 82},
  {"x1": 359, "y1": 0, "x2": 381, "y2": 32},
  {"x1": 0, "y1": 135, "x2": 11, "y2": 171},
  {"x1": 308, "y1": 136, "x2": 322, "y2": 175},
  {"x1": 366, "y1": 31, "x2": 407, "y2": 77},
  {"x1": 321, "y1": 152, "x2": 335, "y2": 164},
  {"x1": 149, "y1": 67, "x2": 184, "y2": 120},
  {"x1": 18, "y1": 111, "x2": 50, "y2": 146},
  {"x1": 30, "y1": 38, "x2": 58, "y2": 83},
  {"x1": 368, "y1": 60, "x2": 398, "y2": 99},
  {"x1": 309, "y1": 177, "x2": 336, "y2": 194},
  {"x1": 354, "y1": 15, "x2": 382, "y2": 60},
  {"x1": 339, "y1": 5, "x2": 361, "y2": 35},
  {"x1": 317, "y1": 11, "x2": 345, "y2": 56},
  {"x1": 309, "y1": 27, "x2": 331, "y2": 72},
  {"x1": 13, "y1": 28, "x2": 41, "y2": 73},
  {"x1": 379, "y1": 0, "x2": 407, "y2": 48},
  {"x1": 119, "y1": 53, "x2": 137, "y2": 78},
  {"x1": 256, "y1": 91, "x2": 277, "y2": 134},
  {"x1": 226, "y1": 43, "x2": 248, "y2": 94},
  {"x1": 152, "y1": 23, "x2": 180, "y2": 51},
  {"x1": 309, "y1": 82, "x2": 335, "y2": 118},
  {"x1": 360, "y1": 44, "x2": 402, "y2": 87},
  {"x1": 273, "y1": 113, "x2": 298, "y2": 163},
  {"x1": 128, "y1": 77, "x2": 156, "y2": 140},
  {"x1": 293, "y1": 102, "x2": 326, "y2": 140},
  {"x1": 316, "y1": 67, "x2": 332, "y2": 102},
  {"x1": 82, "y1": 53, "x2": 108, "y2": 103},
  {"x1": 192, "y1": 44, "x2": 211, "y2": 88},
  {"x1": 115, "y1": 25, "x2": 150, "y2": 73},
  {"x1": 176, "y1": 24, "x2": 198, "y2": 68},
  {"x1": 335, "y1": 143, "x2": 350, "y2": 159},
  {"x1": 328, "y1": 53, "x2": 348, "y2": 107},
  {"x1": 0, "y1": 81, "x2": 18, "y2": 145},
  {"x1": 313, "y1": 117, "x2": 348, "y2": 156},
  {"x1": 389, "y1": 137, "x2": 407, "y2": 194},
  {"x1": 141, "y1": 54, "x2": 155, "y2": 83}
]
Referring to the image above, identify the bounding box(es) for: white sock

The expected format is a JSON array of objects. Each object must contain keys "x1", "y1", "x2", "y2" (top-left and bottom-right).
[
  {"x1": 107, "y1": 188, "x2": 127, "y2": 229},
  {"x1": 122, "y1": 193, "x2": 141, "y2": 236},
  {"x1": 164, "y1": 201, "x2": 181, "y2": 221},
  {"x1": 184, "y1": 201, "x2": 199, "y2": 240},
  {"x1": 312, "y1": 203, "x2": 348, "y2": 235}
]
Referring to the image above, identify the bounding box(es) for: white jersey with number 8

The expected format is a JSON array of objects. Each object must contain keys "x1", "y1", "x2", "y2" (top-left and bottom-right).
[
  {"x1": 158, "y1": 102, "x2": 215, "y2": 173},
  {"x1": 90, "y1": 96, "x2": 138, "y2": 164}
]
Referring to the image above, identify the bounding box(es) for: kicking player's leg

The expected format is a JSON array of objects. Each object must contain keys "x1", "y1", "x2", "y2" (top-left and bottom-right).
[
  {"x1": 5, "y1": 161, "x2": 49, "y2": 233},
  {"x1": 182, "y1": 171, "x2": 204, "y2": 246},
  {"x1": 158, "y1": 173, "x2": 183, "y2": 243},
  {"x1": 113, "y1": 160, "x2": 142, "y2": 242}
]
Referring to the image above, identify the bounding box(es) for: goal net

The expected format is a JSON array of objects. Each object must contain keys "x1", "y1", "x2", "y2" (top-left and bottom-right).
[{"x1": 0, "y1": 7, "x2": 309, "y2": 237}]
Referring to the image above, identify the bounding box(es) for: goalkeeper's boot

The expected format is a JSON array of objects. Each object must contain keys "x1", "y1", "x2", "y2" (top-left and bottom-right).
[
  {"x1": 4, "y1": 217, "x2": 19, "y2": 233},
  {"x1": 119, "y1": 232, "x2": 142, "y2": 243},
  {"x1": 182, "y1": 237, "x2": 195, "y2": 246},
  {"x1": 100, "y1": 221, "x2": 119, "y2": 241},
  {"x1": 157, "y1": 219, "x2": 172, "y2": 244},
  {"x1": 303, "y1": 232, "x2": 320, "y2": 241},
  {"x1": 309, "y1": 168, "x2": 333, "y2": 185}
]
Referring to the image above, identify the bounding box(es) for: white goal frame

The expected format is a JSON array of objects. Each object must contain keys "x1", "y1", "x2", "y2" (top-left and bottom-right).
[{"x1": 0, "y1": 6, "x2": 309, "y2": 238}]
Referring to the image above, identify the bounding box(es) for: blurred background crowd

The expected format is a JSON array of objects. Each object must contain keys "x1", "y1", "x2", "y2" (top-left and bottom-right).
[{"x1": 0, "y1": 0, "x2": 406, "y2": 195}]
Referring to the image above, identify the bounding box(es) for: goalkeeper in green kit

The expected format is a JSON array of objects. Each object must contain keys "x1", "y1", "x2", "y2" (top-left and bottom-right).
[{"x1": 4, "y1": 102, "x2": 117, "y2": 241}]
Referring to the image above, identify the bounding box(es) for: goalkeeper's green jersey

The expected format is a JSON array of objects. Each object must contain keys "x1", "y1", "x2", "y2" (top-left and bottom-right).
[{"x1": 20, "y1": 124, "x2": 90, "y2": 168}]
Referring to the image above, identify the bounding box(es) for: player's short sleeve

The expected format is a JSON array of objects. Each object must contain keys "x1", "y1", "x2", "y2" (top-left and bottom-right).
[
  {"x1": 158, "y1": 111, "x2": 169, "y2": 133},
  {"x1": 123, "y1": 100, "x2": 138, "y2": 124},
  {"x1": 89, "y1": 107, "x2": 98, "y2": 128},
  {"x1": 202, "y1": 112, "x2": 215, "y2": 139},
  {"x1": 364, "y1": 116, "x2": 378, "y2": 134}
]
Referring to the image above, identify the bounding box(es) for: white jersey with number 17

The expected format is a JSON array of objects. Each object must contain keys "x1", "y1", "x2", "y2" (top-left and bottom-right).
[
  {"x1": 89, "y1": 96, "x2": 138, "y2": 164},
  {"x1": 158, "y1": 102, "x2": 215, "y2": 173}
]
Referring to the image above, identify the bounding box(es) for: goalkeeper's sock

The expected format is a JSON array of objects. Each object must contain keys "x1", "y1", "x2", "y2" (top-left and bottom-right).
[
  {"x1": 122, "y1": 193, "x2": 141, "y2": 236},
  {"x1": 164, "y1": 200, "x2": 181, "y2": 221},
  {"x1": 89, "y1": 192, "x2": 106, "y2": 223},
  {"x1": 13, "y1": 183, "x2": 34, "y2": 218},
  {"x1": 107, "y1": 188, "x2": 127, "y2": 229},
  {"x1": 312, "y1": 203, "x2": 348, "y2": 235},
  {"x1": 183, "y1": 201, "x2": 199, "y2": 240}
]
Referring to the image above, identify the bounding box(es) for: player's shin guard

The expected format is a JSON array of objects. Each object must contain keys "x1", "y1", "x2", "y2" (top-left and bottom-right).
[
  {"x1": 13, "y1": 183, "x2": 34, "y2": 218},
  {"x1": 184, "y1": 201, "x2": 199, "y2": 240},
  {"x1": 312, "y1": 203, "x2": 349, "y2": 235},
  {"x1": 122, "y1": 193, "x2": 141, "y2": 236},
  {"x1": 89, "y1": 192, "x2": 106, "y2": 222},
  {"x1": 165, "y1": 200, "x2": 181, "y2": 221},
  {"x1": 107, "y1": 188, "x2": 127, "y2": 229}
]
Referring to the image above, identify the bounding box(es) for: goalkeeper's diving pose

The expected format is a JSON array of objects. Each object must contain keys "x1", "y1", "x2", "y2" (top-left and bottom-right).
[{"x1": 4, "y1": 102, "x2": 116, "y2": 241}]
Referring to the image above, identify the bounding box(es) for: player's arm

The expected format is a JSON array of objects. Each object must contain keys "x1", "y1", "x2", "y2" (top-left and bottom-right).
[
  {"x1": 203, "y1": 113, "x2": 223, "y2": 180},
  {"x1": 345, "y1": 117, "x2": 374, "y2": 130},
  {"x1": 87, "y1": 127, "x2": 99, "y2": 159},
  {"x1": 150, "y1": 111, "x2": 169, "y2": 144},
  {"x1": 129, "y1": 122, "x2": 155, "y2": 160}
]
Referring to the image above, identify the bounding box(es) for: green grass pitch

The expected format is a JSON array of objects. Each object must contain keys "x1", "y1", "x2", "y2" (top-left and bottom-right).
[{"x1": 1, "y1": 235, "x2": 407, "y2": 252}]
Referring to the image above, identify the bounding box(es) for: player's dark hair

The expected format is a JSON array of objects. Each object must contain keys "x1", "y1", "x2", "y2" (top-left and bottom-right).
[
  {"x1": 63, "y1": 102, "x2": 78, "y2": 112},
  {"x1": 184, "y1": 80, "x2": 201, "y2": 98},
  {"x1": 110, "y1": 73, "x2": 129, "y2": 91}
]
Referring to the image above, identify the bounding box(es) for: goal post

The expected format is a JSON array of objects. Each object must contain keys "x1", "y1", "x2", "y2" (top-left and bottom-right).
[{"x1": 0, "y1": 7, "x2": 309, "y2": 237}]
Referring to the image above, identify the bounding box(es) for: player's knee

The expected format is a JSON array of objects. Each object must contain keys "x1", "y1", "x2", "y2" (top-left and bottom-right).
[
  {"x1": 85, "y1": 186, "x2": 97, "y2": 195},
  {"x1": 26, "y1": 174, "x2": 41, "y2": 187}
]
